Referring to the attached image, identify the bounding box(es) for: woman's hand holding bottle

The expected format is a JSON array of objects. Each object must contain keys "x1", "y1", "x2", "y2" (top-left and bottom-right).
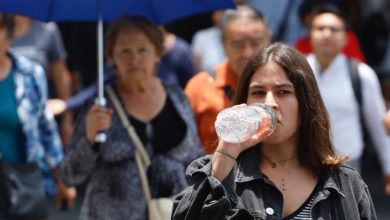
[{"x1": 211, "y1": 103, "x2": 276, "y2": 181}]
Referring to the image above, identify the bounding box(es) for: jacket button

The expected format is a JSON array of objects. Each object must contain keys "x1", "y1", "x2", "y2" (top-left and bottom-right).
[{"x1": 266, "y1": 207, "x2": 274, "y2": 215}]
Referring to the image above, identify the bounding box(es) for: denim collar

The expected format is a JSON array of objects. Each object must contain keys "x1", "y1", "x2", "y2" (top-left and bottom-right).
[
  {"x1": 235, "y1": 145, "x2": 344, "y2": 197},
  {"x1": 235, "y1": 145, "x2": 265, "y2": 183}
]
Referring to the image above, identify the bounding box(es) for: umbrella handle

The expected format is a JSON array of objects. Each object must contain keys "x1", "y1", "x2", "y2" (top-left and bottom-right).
[{"x1": 94, "y1": 97, "x2": 107, "y2": 143}]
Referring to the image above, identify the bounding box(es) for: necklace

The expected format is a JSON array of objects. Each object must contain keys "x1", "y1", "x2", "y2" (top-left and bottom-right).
[
  {"x1": 261, "y1": 154, "x2": 297, "y2": 192},
  {"x1": 262, "y1": 154, "x2": 297, "y2": 169},
  {"x1": 281, "y1": 178, "x2": 286, "y2": 191},
  {"x1": 261, "y1": 155, "x2": 296, "y2": 191}
]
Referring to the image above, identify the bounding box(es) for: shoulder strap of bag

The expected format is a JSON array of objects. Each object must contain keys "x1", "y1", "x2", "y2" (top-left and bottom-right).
[
  {"x1": 106, "y1": 85, "x2": 153, "y2": 203},
  {"x1": 347, "y1": 59, "x2": 371, "y2": 143},
  {"x1": 135, "y1": 152, "x2": 153, "y2": 203},
  {"x1": 348, "y1": 59, "x2": 362, "y2": 107},
  {"x1": 106, "y1": 85, "x2": 151, "y2": 166}
]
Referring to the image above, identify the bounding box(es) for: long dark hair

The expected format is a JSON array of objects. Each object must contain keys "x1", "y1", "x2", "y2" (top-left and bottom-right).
[{"x1": 234, "y1": 43, "x2": 346, "y2": 174}]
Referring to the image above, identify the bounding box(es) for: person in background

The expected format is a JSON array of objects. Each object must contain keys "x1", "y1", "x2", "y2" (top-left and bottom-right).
[
  {"x1": 59, "y1": 15, "x2": 204, "y2": 220},
  {"x1": 191, "y1": 10, "x2": 226, "y2": 73},
  {"x1": 12, "y1": 15, "x2": 73, "y2": 146},
  {"x1": 47, "y1": 27, "x2": 196, "y2": 115},
  {"x1": 306, "y1": 4, "x2": 390, "y2": 194},
  {"x1": 294, "y1": 1, "x2": 366, "y2": 62},
  {"x1": 359, "y1": 0, "x2": 390, "y2": 103},
  {"x1": 185, "y1": 5, "x2": 271, "y2": 153},
  {"x1": 172, "y1": 43, "x2": 376, "y2": 220},
  {"x1": 384, "y1": 110, "x2": 390, "y2": 135},
  {"x1": 248, "y1": 0, "x2": 306, "y2": 44},
  {"x1": 159, "y1": 26, "x2": 196, "y2": 88},
  {"x1": 0, "y1": 13, "x2": 76, "y2": 217}
]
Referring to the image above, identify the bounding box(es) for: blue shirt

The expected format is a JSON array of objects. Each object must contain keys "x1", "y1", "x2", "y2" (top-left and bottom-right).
[
  {"x1": 0, "y1": 67, "x2": 26, "y2": 163},
  {"x1": 160, "y1": 36, "x2": 196, "y2": 88}
]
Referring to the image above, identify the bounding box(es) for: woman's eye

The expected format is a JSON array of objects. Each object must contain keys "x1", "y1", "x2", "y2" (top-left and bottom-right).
[
  {"x1": 278, "y1": 90, "x2": 291, "y2": 95},
  {"x1": 139, "y1": 47, "x2": 148, "y2": 53},
  {"x1": 251, "y1": 90, "x2": 265, "y2": 96},
  {"x1": 118, "y1": 49, "x2": 131, "y2": 55}
]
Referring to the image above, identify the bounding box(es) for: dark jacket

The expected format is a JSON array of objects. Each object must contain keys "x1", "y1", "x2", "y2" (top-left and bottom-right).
[{"x1": 172, "y1": 146, "x2": 377, "y2": 220}]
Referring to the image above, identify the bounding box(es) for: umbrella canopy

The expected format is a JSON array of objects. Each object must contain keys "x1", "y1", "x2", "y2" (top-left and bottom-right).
[
  {"x1": 0, "y1": 0, "x2": 235, "y2": 23},
  {"x1": 0, "y1": 0, "x2": 235, "y2": 142},
  {"x1": 0, "y1": 0, "x2": 235, "y2": 95}
]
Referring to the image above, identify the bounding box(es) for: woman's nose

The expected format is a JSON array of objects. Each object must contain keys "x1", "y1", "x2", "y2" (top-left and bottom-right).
[{"x1": 264, "y1": 92, "x2": 278, "y2": 109}]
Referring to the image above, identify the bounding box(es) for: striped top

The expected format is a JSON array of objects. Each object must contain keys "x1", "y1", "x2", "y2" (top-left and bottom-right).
[{"x1": 283, "y1": 181, "x2": 320, "y2": 220}]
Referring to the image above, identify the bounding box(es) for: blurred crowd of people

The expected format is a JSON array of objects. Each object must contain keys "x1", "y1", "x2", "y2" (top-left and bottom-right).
[{"x1": 1, "y1": 0, "x2": 390, "y2": 219}]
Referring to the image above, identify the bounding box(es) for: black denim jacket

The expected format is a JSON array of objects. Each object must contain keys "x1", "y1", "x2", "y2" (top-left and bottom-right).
[{"x1": 172, "y1": 147, "x2": 377, "y2": 220}]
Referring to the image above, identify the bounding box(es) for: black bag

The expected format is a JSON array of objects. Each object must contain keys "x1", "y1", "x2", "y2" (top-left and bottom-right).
[{"x1": 0, "y1": 157, "x2": 48, "y2": 220}]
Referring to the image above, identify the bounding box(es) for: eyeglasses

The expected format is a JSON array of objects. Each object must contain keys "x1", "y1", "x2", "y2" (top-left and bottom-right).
[{"x1": 229, "y1": 37, "x2": 267, "y2": 52}]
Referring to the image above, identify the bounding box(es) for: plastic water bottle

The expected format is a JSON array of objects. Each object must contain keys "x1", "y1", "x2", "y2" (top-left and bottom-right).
[{"x1": 215, "y1": 103, "x2": 277, "y2": 143}]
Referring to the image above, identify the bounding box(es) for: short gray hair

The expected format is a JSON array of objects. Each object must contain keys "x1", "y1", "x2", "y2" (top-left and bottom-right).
[{"x1": 219, "y1": 5, "x2": 266, "y2": 39}]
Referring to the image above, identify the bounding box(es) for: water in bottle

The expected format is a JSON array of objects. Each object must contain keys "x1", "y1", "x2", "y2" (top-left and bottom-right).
[{"x1": 215, "y1": 103, "x2": 276, "y2": 143}]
